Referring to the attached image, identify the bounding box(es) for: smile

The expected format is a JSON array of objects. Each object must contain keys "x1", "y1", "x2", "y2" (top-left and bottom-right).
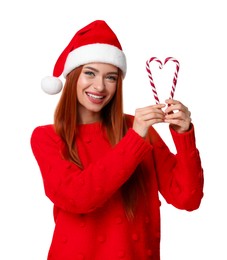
[{"x1": 86, "y1": 92, "x2": 105, "y2": 100}]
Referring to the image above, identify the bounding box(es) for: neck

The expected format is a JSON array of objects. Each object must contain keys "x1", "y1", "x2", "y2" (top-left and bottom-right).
[{"x1": 78, "y1": 113, "x2": 101, "y2": 124}]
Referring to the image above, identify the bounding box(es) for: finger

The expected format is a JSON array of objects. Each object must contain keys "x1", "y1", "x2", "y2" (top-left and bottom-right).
[
  {"x1": 164, "y1": 102, "x2": 189, "y2": 115},
  {"x1": 165, "y1": 99, "x2": 180, "y2": 105},
  {"x1": 136, "y1": 104, "x2": 166, "y2": 112},
  {"x1": 164, "y1": 112, "x2": 191, "y2": 130},
  {"x1": 145, "y1": 112, "x2": 165, "y2": 122},
  {"x1": 164, "y1": 118, "x2": 184, "y2": 126},
  {"x1": 165, "y1": 110, "x2": 190, "y2": 121},
  {"x1": 135, "y1": 105, "x2": 165, "y2": 118},
  {"x1": 135, "y1": 110, "x2": 165, "y2": 122}
]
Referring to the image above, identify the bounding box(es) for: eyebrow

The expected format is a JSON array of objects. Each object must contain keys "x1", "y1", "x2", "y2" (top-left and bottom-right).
[{"x1": 83, "y1": 66, "x2": 119, "y2": 75}]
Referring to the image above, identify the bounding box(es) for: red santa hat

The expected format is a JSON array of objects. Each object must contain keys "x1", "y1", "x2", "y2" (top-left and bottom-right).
[{"x1": 41, "y1": 20, "x2": 127, "y2": 95}]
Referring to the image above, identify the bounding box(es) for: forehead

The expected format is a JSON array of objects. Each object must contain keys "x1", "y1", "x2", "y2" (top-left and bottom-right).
[{"x1": 83, "y1": 63, "x2": 119, "y2": 73}]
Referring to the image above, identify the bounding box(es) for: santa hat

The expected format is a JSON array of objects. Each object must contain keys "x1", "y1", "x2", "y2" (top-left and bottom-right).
[{"x1": 41, "y1": 20, "x2": 127, "y2": 95}]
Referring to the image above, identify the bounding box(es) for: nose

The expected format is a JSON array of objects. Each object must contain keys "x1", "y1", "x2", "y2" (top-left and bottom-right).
[{"x1": 93, "y1": 76, "x2": 105, "y2": 92}]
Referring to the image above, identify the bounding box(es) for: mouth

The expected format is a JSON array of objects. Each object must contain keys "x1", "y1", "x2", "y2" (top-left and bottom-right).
[
  {"x1": 86, "y1": 92, "x2": 106, "y2": 104},
  {"x1": 86, "y1": 92, "x2": 105, "y2": 100}
]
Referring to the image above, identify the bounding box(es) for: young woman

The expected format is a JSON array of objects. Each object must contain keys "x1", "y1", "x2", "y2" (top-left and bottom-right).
[{"x1": 31, "y1": 20, "x2": 204, "y2": 260}]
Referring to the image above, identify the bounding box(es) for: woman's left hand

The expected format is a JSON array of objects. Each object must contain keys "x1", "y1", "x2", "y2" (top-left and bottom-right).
[{"x1": 164, "y1": 99, "x2": 192, "y2": 133}]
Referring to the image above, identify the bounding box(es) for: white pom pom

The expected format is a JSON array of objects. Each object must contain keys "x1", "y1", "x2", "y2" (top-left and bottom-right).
[{"x1": 41, "y1": 76, "x2": 63, "y2": 95}]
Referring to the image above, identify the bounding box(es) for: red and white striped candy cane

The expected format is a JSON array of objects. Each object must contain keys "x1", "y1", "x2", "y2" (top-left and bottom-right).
[
  {"x1": 146, "y1": 57, "x2": 162, "y2": 104},
  {"x1": 146, "y1": 57, "x2": 180, "y2": 103},
  {"x1": 164, "y1": 57, "x2": 180, "y2": 100}
]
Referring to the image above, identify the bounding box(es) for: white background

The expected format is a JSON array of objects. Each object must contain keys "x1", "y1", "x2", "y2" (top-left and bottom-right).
[{"x1": 0, "y1": 0, "x2": 226, "y2": 259}]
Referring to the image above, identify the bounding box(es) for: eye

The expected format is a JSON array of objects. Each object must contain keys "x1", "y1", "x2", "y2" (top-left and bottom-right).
[
  {"x1": 84, "y1": 70, "x2": 95, "y2": 77},
  {"x1": 106, "y1": 75, "x2": 118, "y2": 82}
]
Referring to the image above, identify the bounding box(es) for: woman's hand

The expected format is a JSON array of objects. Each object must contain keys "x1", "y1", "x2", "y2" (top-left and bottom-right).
[
  {"x1": 133, "y1": 104, "x2": 166, "y2": 138},
  {"x1": 132, "y1": 99, "x2": 192, "y2": 138},
  {"x1": 164, "y1": 99, "x2": 191, "y2": 133}
]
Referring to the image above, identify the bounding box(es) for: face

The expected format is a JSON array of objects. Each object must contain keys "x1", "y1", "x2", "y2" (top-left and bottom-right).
[{"x1": 76, "y1": 63, "x2": 119, "y2": 124}]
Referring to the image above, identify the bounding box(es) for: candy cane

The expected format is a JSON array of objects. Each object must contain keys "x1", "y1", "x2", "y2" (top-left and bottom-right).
[
  {"x1": 146, "y1": 57, "x2": 162, "y2": 104},
  {"x1": 164, "y1": 57, "x2": 180, "y2": 100},
  {"x1": 146, "y1": 57, "x2": 180, "y2": 103}
]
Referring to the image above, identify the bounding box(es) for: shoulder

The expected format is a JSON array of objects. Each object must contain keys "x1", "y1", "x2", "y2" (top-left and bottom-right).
[
  {"x1": 31, "y1": 124, "x2": 61, "y2": 144},
  {"x1": 31, "y1": 124, "x2": 54, "y2": 136}
]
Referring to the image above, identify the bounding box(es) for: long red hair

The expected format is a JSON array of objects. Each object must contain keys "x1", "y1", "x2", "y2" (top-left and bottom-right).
[{"x1": 54, "y1": 66, "x2": 145, "y2": 219}]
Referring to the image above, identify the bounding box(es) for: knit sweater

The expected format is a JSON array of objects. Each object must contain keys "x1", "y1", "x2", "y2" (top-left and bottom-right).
[{"x1": 30, "y1": 115, "x2": 204, "y2": 260}]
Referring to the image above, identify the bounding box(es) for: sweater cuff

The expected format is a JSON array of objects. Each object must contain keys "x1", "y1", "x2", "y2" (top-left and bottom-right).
[
  {"x1": 170, "y1": 124, "x2": 197, "y2": 154},
  {"x1": 121, "y1": 128, "x2": 152, "y2": 160}
]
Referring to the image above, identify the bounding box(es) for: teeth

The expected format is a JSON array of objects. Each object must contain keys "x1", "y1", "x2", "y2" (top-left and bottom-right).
[{"x1": 87, "y1": 93, "x2": 104, "y2": 99}]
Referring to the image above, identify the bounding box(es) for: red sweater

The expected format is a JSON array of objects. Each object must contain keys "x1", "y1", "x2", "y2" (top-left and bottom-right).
[{"x1": 30, "y1": 115, "x2": 204, "y2": 260}]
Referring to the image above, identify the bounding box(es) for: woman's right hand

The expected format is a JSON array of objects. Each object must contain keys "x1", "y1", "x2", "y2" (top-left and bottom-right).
[{"x1": 132, "y1": 104, "x2": 166, "y2": 138}]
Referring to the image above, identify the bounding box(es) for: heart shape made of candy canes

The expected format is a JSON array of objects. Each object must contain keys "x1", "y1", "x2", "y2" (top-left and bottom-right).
[{"x1": 146, "y1": 57, "x2": 180, "y2": 104}]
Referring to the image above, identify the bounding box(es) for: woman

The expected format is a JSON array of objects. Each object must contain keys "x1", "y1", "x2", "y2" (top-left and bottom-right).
[{"x1": 31, "y1": 20, "x2": 204, "y2": 260}]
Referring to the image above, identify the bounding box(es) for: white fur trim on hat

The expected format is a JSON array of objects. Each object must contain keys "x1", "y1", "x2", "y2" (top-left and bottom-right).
[{"x1": 63, "y1": 43, "x2": 127, "y2": 78}]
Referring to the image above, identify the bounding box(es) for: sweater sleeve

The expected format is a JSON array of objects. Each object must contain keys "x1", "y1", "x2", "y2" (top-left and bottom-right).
[
  {"x1": 30, "y1": 126, "x2": 151, "y2": 214},
  {"x1": 149, "y1": 124, "x2": 204, "y2": 211}
]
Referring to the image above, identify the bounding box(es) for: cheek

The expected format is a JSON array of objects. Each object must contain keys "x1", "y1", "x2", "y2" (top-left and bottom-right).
[
  {"x1": 76, "y1": 83, "x2": 84, "y2": 101},
  {"x1": 76, "y1": 77, "x2": 88, "y2": 95},
  {"x1": 77, "y1": 73, "x2": 91, "y2": 87},
  {"x1": 108, "y1": 85, "x2": 117, "y2": 97},
  {"x1": 78, "y1": 76, "x2": 88, "y2": 85}
]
